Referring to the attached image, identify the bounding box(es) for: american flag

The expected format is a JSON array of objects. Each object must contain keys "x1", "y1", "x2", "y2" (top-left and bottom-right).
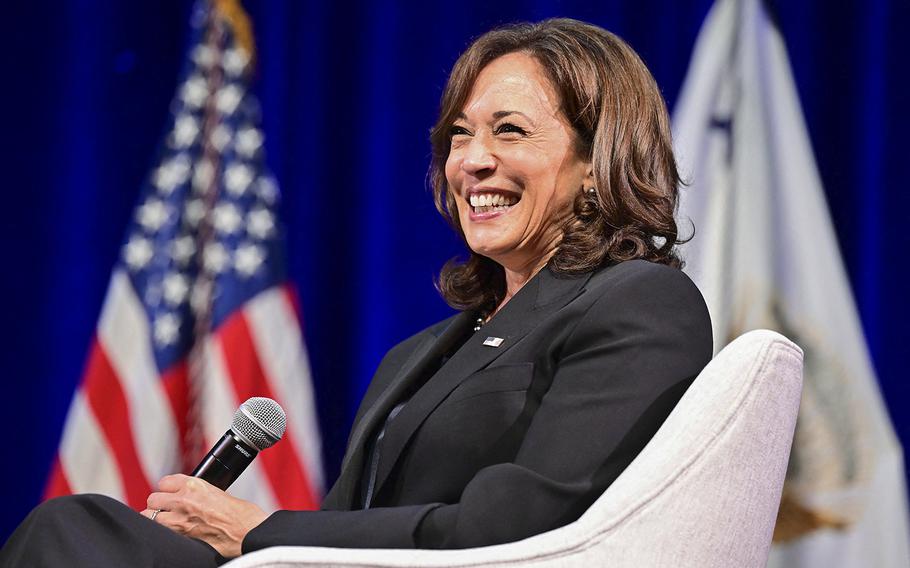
[{"x1": 44, "y1": 0, "x2": 323, "y2": 513}]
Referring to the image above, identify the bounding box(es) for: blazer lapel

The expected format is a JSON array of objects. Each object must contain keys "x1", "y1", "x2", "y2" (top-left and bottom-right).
[
  {"x1": 328, "y1": 310, "x2": 475, "y2": 509},
  {"x1": 370, "y1": 268, "x2": 593, "y2": 503}
]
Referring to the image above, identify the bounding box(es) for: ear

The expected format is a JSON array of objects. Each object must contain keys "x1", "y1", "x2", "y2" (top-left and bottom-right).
[{"x1": 582, "y1": 165, "x2": 595, "y2": 190}]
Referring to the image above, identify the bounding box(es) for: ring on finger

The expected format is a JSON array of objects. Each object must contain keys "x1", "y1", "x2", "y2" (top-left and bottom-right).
[{"x1": 150, "y1": 508, "x2": 162, "y2": 522}]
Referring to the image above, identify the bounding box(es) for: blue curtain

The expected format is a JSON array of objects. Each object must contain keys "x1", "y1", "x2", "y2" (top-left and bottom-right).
[{"x1": 2, "y1": 0, "x2": 907, "y2": 542}]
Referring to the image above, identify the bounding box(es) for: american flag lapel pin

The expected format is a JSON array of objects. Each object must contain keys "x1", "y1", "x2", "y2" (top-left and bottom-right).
[{"x1": 482, "y1": 336, "x2": 505, "y2": 348}]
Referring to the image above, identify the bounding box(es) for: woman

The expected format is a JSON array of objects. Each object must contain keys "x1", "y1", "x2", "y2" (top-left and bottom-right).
[{"x1": 0, "y1": 18, "x2": 711, "y2": 566}]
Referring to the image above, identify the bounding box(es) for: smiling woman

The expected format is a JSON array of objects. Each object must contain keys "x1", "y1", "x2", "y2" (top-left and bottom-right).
[
  {"x1": 0, "y1": 17, "x2": 712, "y2": 567},
  {"x1": 431, "y1": 20, "x2": 683, "y2": 319},
  {"x1": 445, "y1": 53, "x2": 591, "y2": 298}
]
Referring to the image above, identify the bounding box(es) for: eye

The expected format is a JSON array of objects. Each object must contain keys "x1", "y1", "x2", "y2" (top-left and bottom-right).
[
  {"x1": 495, "y1": 122, "x2": 528, "y2": 136},
  {"x1": 449, "y1": 125, "x2": 471, "y2": 138}
]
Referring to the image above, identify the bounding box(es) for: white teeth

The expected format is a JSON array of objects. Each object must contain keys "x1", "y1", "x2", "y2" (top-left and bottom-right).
[{"x1": 469, "y1": 193, "x2": 518, "y2": 209}]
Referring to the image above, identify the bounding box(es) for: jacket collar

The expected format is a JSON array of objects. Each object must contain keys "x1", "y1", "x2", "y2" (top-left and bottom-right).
[{"x1": 326, "y1": 267, "x2": 593, "y2": 509}]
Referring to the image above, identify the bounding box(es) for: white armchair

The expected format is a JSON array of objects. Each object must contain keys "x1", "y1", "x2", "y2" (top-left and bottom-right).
[{"x1": 226, "y1": 329, "x2": 803, "y2": 568}]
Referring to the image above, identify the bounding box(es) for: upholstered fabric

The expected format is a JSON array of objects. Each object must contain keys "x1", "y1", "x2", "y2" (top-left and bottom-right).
[{"x1": 225, "y1": 329, "x2": 803, "y2": 568}]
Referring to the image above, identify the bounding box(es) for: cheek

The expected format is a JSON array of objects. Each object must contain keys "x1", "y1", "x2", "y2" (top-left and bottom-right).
[
  {"x1": 445, "y1": 160, "x2": 470, "y2": 218},
  {"x1": 535, "y1": 154, "x2": 582, "y2": 208},
  {"x1": 444, "y1": 154, "x2": 461, "y2": 187}
]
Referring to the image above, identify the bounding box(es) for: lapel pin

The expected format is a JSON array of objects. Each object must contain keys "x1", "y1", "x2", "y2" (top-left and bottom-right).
[{"x1": 483, "y1": 336, "x2": 505, "y2": 347}]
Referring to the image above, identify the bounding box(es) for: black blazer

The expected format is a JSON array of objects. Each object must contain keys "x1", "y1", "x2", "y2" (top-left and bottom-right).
[{"x1": 243, "y1": 260, "x2": 712, "y2": 552}]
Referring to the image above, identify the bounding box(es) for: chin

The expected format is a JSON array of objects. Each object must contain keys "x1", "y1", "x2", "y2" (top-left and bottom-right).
[
  {"x1": 466, "y1": 241, "x2": 512, "y2": 264},
  {"x1": 464, "y1": 229, "x2": 504, "y2": 254},
  {"x1": 466, "y1": 242, "x2": 496, "y2": 257}
]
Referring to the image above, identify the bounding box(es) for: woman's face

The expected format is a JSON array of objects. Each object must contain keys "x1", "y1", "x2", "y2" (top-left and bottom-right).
[{"x1": 445, "y1": 52, "x2": 592, "y2": 273}]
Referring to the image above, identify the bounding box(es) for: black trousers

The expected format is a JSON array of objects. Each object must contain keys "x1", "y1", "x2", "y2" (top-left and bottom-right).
[{"x1": 0, "y1": 494, "x2": 226, "y2": 568}]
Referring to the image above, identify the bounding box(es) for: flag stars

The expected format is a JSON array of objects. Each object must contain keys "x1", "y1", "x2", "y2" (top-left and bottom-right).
[
  {"x1": 153, "y1": 312, "x2": 181, "y2": 346},
  {"x1": 203, "y1": 242, "x2": 230, "y2": 273},
  {"x1": 180, "y1": 74, "x2": 208, "y2": 109},
  {"x1": 184, "y1": 199, "x2": 206, "y2": 228},
  {"x1": 212, "y1": 202, "x2": 243, "y2": 234},
  {"x1": 235, "y1": 127, "x2": 263, "y2": 158},
  {"x1": 115, "y1": 33, "x2": 289, "y2": 358},
  {"x1": 255, "y1": 176, "x2": 278, "y2": 204},
  {"x1": 191, "y1": 45, "x2": 216, "y2": 69},
  {"x1": 163, "y1": 273, "x2": 190, "y2": 306},
  {"x1": 137, "y1": 199, "x2": 171, "y2": 232},
  {"x1": 235, "y1": 243, "x2": 265, "y2": 277},
  {"x1": 247, "y1": 208, "x2": 275, "y2": 239},
  {"x1": 224, "y1": 163, "x2": 253, "y2": 196},
  {"x1": 215, "y1": 84, "x2": 244, "y2": 114},
  {"x1": 210, "y1": 124, "x2": 233, "y2": 152},
  {"x1": 170, "y1": 235, "x2": 196, "y2": 265},
  {"x1": 222, "y1": 48, "x2": 250, "y2": 77},
  {"x1": 153, "y1": 155, "x2": 191, "y2": 194},
  {"x1": 124, "y1": 236, "x2": 154, "y2": 270},
  {"x1": 171, "y1": 115, "x2": 200, "y2": 148}
]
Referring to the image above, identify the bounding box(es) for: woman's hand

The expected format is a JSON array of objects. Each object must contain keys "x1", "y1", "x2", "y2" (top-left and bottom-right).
[{"x1": 142, "y1": 474, "x2": 268, "y2": 558}]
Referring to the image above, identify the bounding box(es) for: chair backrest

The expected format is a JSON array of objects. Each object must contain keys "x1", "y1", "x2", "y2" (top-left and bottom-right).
[
  {"x1": 517, "y1": 328, "x2": 804, "y2": 567},
  {"x1": 226, "y1": 330, "x2": 803, "y2": 568}
]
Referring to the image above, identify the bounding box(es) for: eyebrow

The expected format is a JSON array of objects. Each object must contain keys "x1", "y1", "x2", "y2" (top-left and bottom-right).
[{"x1": 455, "y1": 110, "x2": 535, "y2": 124}]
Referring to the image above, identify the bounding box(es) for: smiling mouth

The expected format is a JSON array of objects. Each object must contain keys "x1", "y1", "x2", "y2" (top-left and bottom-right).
[{"x1": 469, "y1": 192, "x2": 520, "y2": 214}]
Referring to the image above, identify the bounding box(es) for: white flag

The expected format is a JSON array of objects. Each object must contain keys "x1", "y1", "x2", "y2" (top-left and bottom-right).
[{"x1": 673, "y1": 0, "x2": 910, "y2": 565}]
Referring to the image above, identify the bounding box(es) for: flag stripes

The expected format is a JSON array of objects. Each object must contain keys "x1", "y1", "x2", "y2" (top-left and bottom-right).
[
  {"x1": 217, "y1": 311, "x2": 318, "y2": 510},
  {"x1": 48, "y1": 277, "x2": 321, "y2": 512},
  {"x1": 245, "y1": 287, "x2": 324, "y2": 496},
  {"x1": 82, "y1": 343, "x2": 153, "y2": 509},
  {"x1": 97, "y1": 272, "x2": 181, "y2": 484},
  {"x1": 159, "y1": 361, "x2": 191, "y2": 473},
  {"x1": 55, "y1": 392, "x2": 124, "y2": 502},
  {"x1": 199, "y1": 329, "x2": 279, "y2": 512},
  {"x1": 44, "y1": 0, "x2": 322, "y2": 515}
]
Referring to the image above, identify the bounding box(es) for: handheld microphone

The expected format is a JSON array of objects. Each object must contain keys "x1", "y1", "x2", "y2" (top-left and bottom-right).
[{"x1": 191, "y1": 397, "x2": 286, "y2": 490}]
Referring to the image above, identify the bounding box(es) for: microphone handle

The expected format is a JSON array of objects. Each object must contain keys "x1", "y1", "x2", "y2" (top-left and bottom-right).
[{"x1": 191, "y1": 430, "x2": 259, "y2": 490}]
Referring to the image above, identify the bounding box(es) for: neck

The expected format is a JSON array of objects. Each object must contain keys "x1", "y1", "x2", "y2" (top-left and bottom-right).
[
  {"x1": 503, "y1": 262, "x2": 544, "y2": 299},
  {"x1": 488, "y1": 253, "x2": 553, "y2": 319}
]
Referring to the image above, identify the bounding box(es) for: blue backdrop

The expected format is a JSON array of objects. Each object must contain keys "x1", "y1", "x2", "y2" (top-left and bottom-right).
[{"x1": 2, "y1": 0, "x2": 907, "y2": 543}]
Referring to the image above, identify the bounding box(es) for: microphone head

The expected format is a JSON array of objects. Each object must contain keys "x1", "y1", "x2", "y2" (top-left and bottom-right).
[{"x1": 231, "y1": 397, "x2": 286, "y2": 451}]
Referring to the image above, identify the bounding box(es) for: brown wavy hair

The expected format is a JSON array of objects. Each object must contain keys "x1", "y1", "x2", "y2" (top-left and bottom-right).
[{"x1": 430, "y1": 18, "x2": 684, "y2": 315}]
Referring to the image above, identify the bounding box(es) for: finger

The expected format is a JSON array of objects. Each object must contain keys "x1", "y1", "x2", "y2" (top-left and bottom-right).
[
  {"x1": 153, "y1": 511, "x2": 189, "y2": 535},
  {"x1": 140, "y1": 508, "x2": 168, "y2": 525},
  {"x1": 158, "y1": 473, "x2": 190, "y2": 492},
  {"x1": 164, "y1": 476, "x2": 218, "y2": 504},
  {"x1": 183, "y1": 476, "x2": 217, "y2": 494},
  {"x1": 146, "y1": 491, "x2": 182, "y2": 512}
]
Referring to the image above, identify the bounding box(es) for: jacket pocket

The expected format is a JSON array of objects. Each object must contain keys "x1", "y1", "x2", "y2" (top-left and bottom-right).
[{"x1": 446, "y1": 362, "x2": 535, "y2": 405}]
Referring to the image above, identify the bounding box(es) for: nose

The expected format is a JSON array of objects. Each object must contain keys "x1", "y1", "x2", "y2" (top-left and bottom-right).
[{"x1": 461, "y1": 135, "x2": 496, "y2": 176}]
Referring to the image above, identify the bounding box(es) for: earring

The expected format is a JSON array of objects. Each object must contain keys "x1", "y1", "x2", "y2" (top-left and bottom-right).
[{"x1": 586, "y1": 187, "x2": 596, "y2": 194}]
